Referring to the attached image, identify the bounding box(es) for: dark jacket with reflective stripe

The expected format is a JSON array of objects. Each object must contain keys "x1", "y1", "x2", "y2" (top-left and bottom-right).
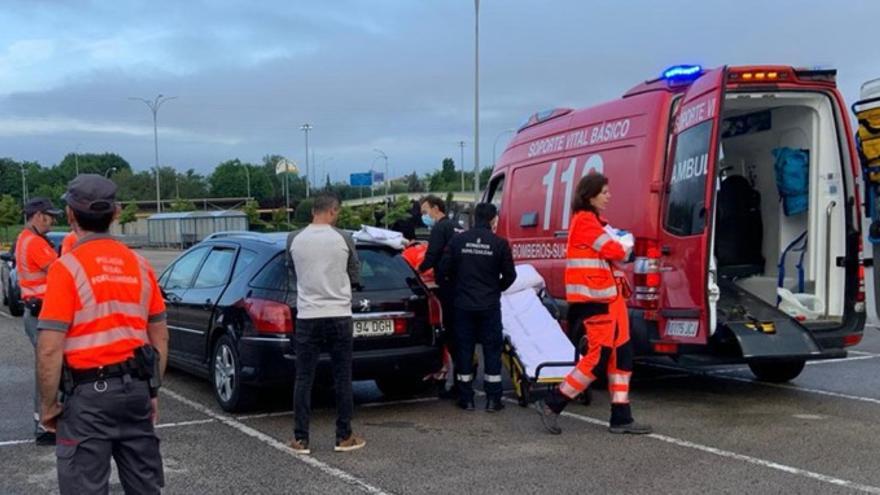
[{"x1": 439, "y1": 225, "x2": 516, "y2": 311}]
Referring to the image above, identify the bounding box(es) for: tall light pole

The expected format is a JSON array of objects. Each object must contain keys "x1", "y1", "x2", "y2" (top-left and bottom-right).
[
  {"x1": 74, "y1": 143, "x2": 81, "y2": 175},
  {"x1": 473, "y1": 0, "x2": 481, "y2": 208},
  {"x1": 301, "y1": 123, "x2": 312, "y2": 198},
  {"x1": 374, "y1": 149, "x2": 389, "y2": 228},
  {"x1": 130, "y1": 94, "x2": 177, "y2": 213},
  {"x1": 318, "y1": 157, "x2": 334, "y2": 191},
  {"x1": 458, "y1": 141, "x2": 466, "y2": 193},
  {"x1": 243, "y1": 164, "x2": 251, "y2": 200},
  {"x1": 20, "y1": 163, "x2": 27, "y2": 208}
]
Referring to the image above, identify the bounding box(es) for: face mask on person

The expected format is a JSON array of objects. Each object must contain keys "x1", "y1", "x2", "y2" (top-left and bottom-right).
[{"x1": 422, "y1": 214, "x2": 435, "y2": 228}]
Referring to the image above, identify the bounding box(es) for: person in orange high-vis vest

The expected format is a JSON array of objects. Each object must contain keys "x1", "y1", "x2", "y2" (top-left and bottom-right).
[
  {"x1": 16, "y1": 197, "x2": 63, "y2": 446},
  {"x1": 536, "y1": 173, "x2": 653, "y2": 435},
  {"x1": 60, "y1": 231, "x2": 78, "y2": 255},
  {"x1": 36, "y1": 175, "x2": 168, "y2": 494}
]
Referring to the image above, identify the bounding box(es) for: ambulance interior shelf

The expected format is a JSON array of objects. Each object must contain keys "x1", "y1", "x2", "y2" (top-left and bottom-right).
[{"x1": 712, "y1": 91, "x2": 846, "y2": 323}]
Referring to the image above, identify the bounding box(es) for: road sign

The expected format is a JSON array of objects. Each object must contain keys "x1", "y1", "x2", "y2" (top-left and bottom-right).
[{"x1": 350, "y1": 172, "x2": 373, "y2": 186}]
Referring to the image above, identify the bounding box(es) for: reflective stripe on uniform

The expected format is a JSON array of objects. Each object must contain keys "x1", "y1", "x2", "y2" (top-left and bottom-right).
[
  {"x1": 18, "y1": 270, "x2": 45, "y2": 281},
  {"x1": 136, "y1": 254, "x2": 152, "y2": 308},
  {"x1": 559, "y1": 380, "x2": 581, "y2": 399},
  {"x1": 608, "y1": 373, "x2": 630, "y2": 386},
  {"x1": 57, "y1": 254, "x2": 96, "y2": 307},
  {"x1": 63, "y1": 326, "x2": 147, "y2": 352},
  {"x1": 484, "y1": 374, "x2": 502, "y2": 383},
  {"x1": 591, "y1": 233, "x2": 612, "y2": 252},
  {"x1": 568, "y1": 368, "x2": 594, "y2": 387},
  {"x1": 72, "y1": 301, "x2": 147, "y2": 326},
  {"x1": 566, "y1": 258, "x2": 609, "y2": 270},
  {"x1": 566, "y1": 284, "x2": 617, "y2": 300},
  {"x1": 456, "y1": 374, "x2": 474, "y2": 382},
  {"x1": 611, "y1": 391, "x2": 629, "y2": 403},
  {"x1": 21, "y1": 284, "x2": 47, "y2": 297}
]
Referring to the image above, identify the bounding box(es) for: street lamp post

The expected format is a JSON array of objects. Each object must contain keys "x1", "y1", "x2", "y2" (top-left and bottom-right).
[
  {"x1": 130, "y1": 94, "x2": 177, "y2": 213},
  {"x1": 20, "y1": 163, "x2": 27, "y2": 208},
  {"x1": 374, "y1": 149, "x2": 389, "y2": 228},
  {"x1": 473, "y1": 0, "x2": 481, "y2": 208},
  {"x1": 301, "y1": 123, "x2": 312, "y2": 198},
  {"x1": 244, "y1": 164, "x2": 251, "y2": 200},
  {"x1": 74, "y1": 143, "x2": 81, "y2": 176},
  {"x1": 104, "y1": 167, "x2": 117, "y2": 178},
  {"x1": 458, "y1": 141, "x2": 466, "y2": 193}
]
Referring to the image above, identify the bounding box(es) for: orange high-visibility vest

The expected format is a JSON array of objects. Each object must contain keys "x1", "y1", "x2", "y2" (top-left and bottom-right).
[
  {"x1": 564, "y1": 211, "x2": 629, "y2": 304},
  {"x1": 60, "y1": 231, "x2": 78, "y2": 255},
  {"x1": 14, "y1": 228, "x2": 57, "y2": 301},
  {"x1": 38, "y1": 236, "x2": 166, "y2": 369}
]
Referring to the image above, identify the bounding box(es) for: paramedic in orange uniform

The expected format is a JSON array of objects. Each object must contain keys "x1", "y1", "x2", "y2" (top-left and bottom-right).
[
  {"x1": 536, "y1": 173, "x2": 653, "y2": 435},
  {"x1": 36, "y1": 175, "x2": 168, "y2": 494},
  {"x1": 60, "y1": 230, "x2": 78, "y2": 255},
  {"x1": 16, "y1": 197, "x2": 64, "y2": 445}
]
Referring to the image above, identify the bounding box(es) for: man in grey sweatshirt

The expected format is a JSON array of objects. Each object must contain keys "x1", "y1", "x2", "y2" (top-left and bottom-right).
[{"x1": 286, "y1": 194, "x2": 365, "y2": 454}]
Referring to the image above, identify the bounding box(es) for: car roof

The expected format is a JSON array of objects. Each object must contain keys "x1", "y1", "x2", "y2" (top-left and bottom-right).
[{"x1": 203, "y1": 231, "x2": 398, "y2": 250}]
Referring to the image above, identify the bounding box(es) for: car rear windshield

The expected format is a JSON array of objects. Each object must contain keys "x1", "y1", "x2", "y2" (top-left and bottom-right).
[{"x1": 252, "y1": 248, "x2": 414, "y2": 292}]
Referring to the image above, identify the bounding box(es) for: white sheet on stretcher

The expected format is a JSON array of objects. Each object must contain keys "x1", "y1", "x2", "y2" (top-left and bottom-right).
[{"x1": 501, "y1": 268, "x2": 574, "y2": 380}]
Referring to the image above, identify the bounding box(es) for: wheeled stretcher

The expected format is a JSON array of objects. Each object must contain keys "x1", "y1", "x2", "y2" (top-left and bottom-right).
[{"x1": 501, "y1": 264, "x2": 579, "y2": 406}]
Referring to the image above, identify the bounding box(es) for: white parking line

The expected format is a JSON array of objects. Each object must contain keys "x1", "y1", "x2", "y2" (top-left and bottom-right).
[
  {"x1": 0, "y1": 310, "x2": 13, "y2": 319},
  {"x1": 236, "y1": 397, "x2": 440, "y2": 420},
  {"x1": 162, "y1": 388, "x2": 392, "y2": 495},
  {"x1": 0, "y1": 418, "x2": 217, "y2": 448},
  {"x1": 522, "y1": 400, "x2": 880, "y2": 494}
]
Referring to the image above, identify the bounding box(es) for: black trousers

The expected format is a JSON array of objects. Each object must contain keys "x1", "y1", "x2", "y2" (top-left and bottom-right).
[
  {"x1": 454, "y1": 306, "x2": 504, "y2": 401},
  {"x1": 56, "y1": 376, "x2": 163, "y2": 494},
  {"x1": 293, "y1": 317, "x2": 354, "y2": 442}
]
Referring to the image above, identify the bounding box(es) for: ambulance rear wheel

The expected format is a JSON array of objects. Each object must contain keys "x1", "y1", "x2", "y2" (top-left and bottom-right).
[
  {"x1": 748, "y1": 359, "x2": 806, "y2": 383},
  {"x1": 212, "y1": 335, "x2": 253, "y2": 412}
]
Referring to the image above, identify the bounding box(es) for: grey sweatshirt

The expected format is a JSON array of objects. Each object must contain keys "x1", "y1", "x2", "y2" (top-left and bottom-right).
[{"x1": 287, "y1": 224, "x2": 361, "y2": 319}]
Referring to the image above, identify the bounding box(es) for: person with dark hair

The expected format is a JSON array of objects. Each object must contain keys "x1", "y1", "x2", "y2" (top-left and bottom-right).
[
  {"x1": 286, "y1": 193, "x2": 365, "y2": 454},
  {"x1": 418, "y1": 194, "x2": 460, "y2": 398},
  {"x1": 16, "y1": 197, "x2": 63, "y2": 446},
  {"x1": 36, "y1": 174, "x2": 169, "y2": 493},
  {"x1": 439, "y1": 203, "x2": 516, "y2": 411},
  {"x1": 536, "y1": 172, "x2": 652, "y2": 435}
]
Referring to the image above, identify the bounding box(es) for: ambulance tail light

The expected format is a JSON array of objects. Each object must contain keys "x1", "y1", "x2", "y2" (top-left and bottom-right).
[
  {"x1": 245, "y1": 298, "x2": 294, "y2": 334},
  {"x1": 634, "y1": 238, "x2": 661, "y2": 310},
  {"x1": 427, "y1": 293, "x2": 443, "y2": 328},
  {"x1": 856, "y1": 237, "x2": 866, "y2": 311}
]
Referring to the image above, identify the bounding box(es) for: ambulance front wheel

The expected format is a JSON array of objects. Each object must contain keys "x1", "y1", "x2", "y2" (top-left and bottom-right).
[{"x1": 748, "y1": 359, "x2": 806, "y2": 383}]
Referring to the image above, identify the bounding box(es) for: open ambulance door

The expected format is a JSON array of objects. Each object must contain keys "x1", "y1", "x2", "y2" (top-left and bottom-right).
[{"x1": 656, "y1": 67, "x2": 727, "y2": 346}]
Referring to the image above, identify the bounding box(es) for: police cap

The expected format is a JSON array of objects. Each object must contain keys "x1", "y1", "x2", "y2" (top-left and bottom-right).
[{"x1": 63, "y1": 174, "x2": 117, "y2": 214}]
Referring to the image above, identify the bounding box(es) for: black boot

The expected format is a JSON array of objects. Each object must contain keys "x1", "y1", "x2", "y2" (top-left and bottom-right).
[
  {"x1": 485, "y1": 396, "x2": 504, "y2": 413},
  {"x1": 608, "y1": 403, "x2": 652, "y2": 435},
  {"x1": 535, "y1": 388, "x2": 569, "y2": 435}
]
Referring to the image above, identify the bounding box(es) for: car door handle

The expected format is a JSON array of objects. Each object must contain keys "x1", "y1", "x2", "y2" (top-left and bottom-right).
[
  {"x1": 167, "y1": 294, "x2": 182, "y2": 303},
  {"x1": 203, "y1": 298, "x2": 214, "y2": 310}
]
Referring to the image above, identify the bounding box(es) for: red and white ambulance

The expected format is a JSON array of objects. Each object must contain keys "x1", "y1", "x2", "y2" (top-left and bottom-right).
[{"x1": 487, "y1": 65, "x2": 866, "y2": 382}]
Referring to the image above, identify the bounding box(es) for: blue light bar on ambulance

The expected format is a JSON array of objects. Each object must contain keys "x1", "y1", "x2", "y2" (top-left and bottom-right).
[{"x1": 662, "y1": 64, "x2": 702, "y2": 80}]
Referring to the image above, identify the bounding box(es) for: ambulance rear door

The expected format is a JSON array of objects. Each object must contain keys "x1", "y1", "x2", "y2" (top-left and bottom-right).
[{"x1": 657, "y1": 67, "x2": 727, "y2": 346}]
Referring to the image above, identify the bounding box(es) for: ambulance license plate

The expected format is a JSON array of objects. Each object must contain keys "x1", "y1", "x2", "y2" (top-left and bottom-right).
[
  {"x1": 665, "y1": 320, "x2": 698, "y2": 338},
  {"x1": 354, "y1": 319, "x2": 394, "y2": 338}
]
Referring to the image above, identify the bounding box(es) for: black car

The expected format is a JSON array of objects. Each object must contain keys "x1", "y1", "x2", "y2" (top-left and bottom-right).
[
  {"x1": 158, "y1": 231, "x2": 444, "y2": 411},
  {"x1": 1, "y1": 231, "x2": 67, "y2": 316}
]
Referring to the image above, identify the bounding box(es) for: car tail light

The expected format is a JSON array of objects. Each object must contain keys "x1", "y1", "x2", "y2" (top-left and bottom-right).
[
  {"x1": 634, "y1": 238, "x2": 661, "y2": 310},
  {"x1": 394, "y1": 318, "x2": 407, "y2": 335},
  {"x1": 244, "y1": 298, "x2": 293, "y2": 334},
  {"x1": 843, "y1": 334, "x2": 863, "y2": 347},
  {"x1": 652, "y1": 342, "x2": 678, "y2": 354},
  {"x1": 427, "y1": 293, "x2": 443, "y2": 327}
]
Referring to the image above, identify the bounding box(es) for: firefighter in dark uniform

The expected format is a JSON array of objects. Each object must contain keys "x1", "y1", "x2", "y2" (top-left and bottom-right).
[
  {"x1": 439, "y1": 203, "x2": 516, "y2": 411},
  {"x1": 36, "y1": 175, "x2": 168, "y2": 494},
  {"x1": 418, "y1": 195, "x2": 459, "y2": 398}
]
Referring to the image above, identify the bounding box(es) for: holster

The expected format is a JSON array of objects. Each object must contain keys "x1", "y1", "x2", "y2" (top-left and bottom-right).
[
  {"x1": 25, "y1": 299, "x2": 42, "y2": 317},
  {"x1": 60, "y1": 363, "x2": 75, "y2": 401},
  {"x1": 134, "y1": 345, "x2": 161, "y2": 398}
]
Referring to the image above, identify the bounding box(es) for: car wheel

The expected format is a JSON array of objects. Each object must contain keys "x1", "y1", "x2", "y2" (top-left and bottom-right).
[
  {"x1": 8, "y1": 284, "x2": 23, "y2": 317},
  {"x1": 375, "y1": 375, "x2": 431, "y2": 398},
  {"x1": 748, "y1": 359, "x2": 806, "y2": 383},
  {"x1": 211, "y1": 334, "x2": 253, "y2": 412}
]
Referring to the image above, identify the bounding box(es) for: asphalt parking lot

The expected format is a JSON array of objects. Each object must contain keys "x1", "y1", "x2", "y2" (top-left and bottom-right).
[{"x1": 3, "y1": 249, "x2": 880, "y2": 494}]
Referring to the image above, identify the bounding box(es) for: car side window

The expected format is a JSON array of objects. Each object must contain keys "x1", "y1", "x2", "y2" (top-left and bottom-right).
[
  {"x1": 250, "y1": 253, "x2": 295, "y2": 291},
  {"x1": 487, "y1": 174, "x2": 505, "y2": 212},
  {"x1": 165, "y1": 247, "x2": 209, "y2": 290},
  {"x1": 193, "y1": 247, "x2": 237, "y2": 289},
  {"x1": 232, "y1": 248, "x2": 258, "y2": 280}
]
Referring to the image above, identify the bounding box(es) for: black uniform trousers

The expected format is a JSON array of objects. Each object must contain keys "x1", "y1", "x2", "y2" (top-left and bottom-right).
[
  {"x1": 454, "y1": 306, "x2": 504, "y2": 402},
  {"x1": 56, "y1": 376, "x2": 163, "y2": 494}
]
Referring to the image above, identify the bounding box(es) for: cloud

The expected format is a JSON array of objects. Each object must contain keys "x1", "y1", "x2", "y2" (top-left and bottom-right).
[{"x1": 0, "y1": 116, "x2": 241, "y2": 145}]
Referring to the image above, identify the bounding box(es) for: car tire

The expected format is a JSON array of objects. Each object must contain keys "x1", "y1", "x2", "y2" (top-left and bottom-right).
[
  {"x1": 748, "y1": 359, "x2": 806, "y2": 383},
  {"x1": 375, "y1": 375, "x2": 431, "y2": 398},
  {"x1": 211, "y1": 334, "x2": 254, "y2": 412},
  {"x1": 8, "y1": 283, "x2": 23, "y2": 317}
]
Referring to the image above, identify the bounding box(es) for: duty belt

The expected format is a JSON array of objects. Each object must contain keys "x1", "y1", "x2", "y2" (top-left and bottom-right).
[{"x1": 70, "y1": 359, "x2": 142, "y2": 385}]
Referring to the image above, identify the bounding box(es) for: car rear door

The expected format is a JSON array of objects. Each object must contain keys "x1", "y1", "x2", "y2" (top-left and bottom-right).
[
  {"x1": 177, "y1": 245, "x2": 238, "y2": 361},
  {"x1": 657, "y1": 67, "x2": 727, "y2": 345}
]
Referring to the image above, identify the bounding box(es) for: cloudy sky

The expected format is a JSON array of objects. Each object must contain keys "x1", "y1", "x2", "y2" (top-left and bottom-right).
[{"x1": 1, "y1": 0, "x2": 878, "y2": 184}]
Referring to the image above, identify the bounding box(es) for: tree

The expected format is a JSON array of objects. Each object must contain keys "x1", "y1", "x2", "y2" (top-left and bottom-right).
[
  {"x1": 243, "y1": 199, "x2": 259, "y2": 226},
  {"x1": 169, "y1": 199, "x2": 196, "y2": 212},
  {"x1": 57, "y1": 152, "x2": 132, "y2": 181},
  {"x1": 294, "y1": 198, "x2": 314, "y2": 225},
  {"x1": 0, "y1": 194, "x2": 21, "y2": 243},
  {"x1": 119, "y1": 202, "x2": 138, "y2": 234},
  {"x1": 385, "y1": 196, "x2": 413, "y2": 225},
  {"x1": 406, "y1": 171, "x2": 424, "y2": 193},
  {"x1": 210, "y1": 159, "x2": 273, "y2": 201},
  {"x1": 336, "y1": 205, "x2": 361, "y2": 230},
  {"x1": 270, "y1": 208, "x2": 290, "y2": 231}
]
